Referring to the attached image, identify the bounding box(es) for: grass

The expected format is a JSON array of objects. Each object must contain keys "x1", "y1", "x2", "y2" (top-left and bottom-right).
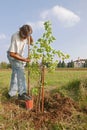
[
  {"x1": 0, "y1": 68, "x2": 87, "y2": 89},
  {"x1": 45, "y1": 69, "x2": 87, "y2": 88},
  {"x1": 0, "y1": 68, "x2": 87, "y2": 104},
  {"x1": 0, "y1": 70, "x2": 11, "y2": 89},
  {"x1": 0, "y1": 68, "x2": 87, "y2": 130}
]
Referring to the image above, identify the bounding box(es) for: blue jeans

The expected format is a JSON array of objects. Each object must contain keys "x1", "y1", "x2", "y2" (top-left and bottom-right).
[{"x1": 7, "y1": 52, "x2": 27, "y2": 96}]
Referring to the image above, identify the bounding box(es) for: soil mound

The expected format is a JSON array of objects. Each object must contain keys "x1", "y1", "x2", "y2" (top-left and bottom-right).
[{"x1": 32, "y1": 92, "x2": 80, "y2": 129}]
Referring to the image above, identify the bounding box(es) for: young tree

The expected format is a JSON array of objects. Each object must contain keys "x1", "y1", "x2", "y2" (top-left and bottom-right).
[{"x1": 29, "y1": 21, "x2": 69, "y2": 112}]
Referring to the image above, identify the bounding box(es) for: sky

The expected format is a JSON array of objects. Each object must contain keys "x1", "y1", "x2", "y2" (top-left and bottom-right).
[{"x1": 0, "y1": 0, "x2": 87, "y2": 63}]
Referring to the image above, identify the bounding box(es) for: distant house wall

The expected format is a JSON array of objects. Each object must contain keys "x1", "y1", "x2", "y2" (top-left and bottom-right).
[{"x1": 74, "y1": 59, "x2": 86, "y2": 68}]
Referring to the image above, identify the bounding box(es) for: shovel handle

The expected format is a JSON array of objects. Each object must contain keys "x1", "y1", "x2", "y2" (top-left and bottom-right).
[{"x1": 27, "y1": 36, "x2": 30, "y2": 95}]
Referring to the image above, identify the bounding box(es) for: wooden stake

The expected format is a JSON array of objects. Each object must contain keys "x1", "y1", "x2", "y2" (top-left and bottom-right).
[{"x1": 41, "y1": 65, "x2": 45, "y2": 113}]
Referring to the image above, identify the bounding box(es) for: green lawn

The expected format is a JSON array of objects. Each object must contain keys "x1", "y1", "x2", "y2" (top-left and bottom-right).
[
  {"x1": 45, "y1": 69, "x2": 87, "y2": 86},
  {"x1": 0, "y1": 68, "x2": 87, "y2": 90},
  {"x1": 0, "y1": 70, "x2": 11, "y2": 89}
]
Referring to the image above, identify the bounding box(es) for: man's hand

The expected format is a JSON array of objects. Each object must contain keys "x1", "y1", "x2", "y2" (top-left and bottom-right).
[
  {"x1": 25, "y1": 58, "x2": 30, "y2": 62},
  {"x1": 27, "y1": 35, "x2": 34, "y2": 45}
]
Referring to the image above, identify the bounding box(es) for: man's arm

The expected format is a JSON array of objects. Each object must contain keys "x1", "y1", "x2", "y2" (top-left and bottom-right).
[{"x1": 9, "y1": 52, "x2": 30, "y2": 62}]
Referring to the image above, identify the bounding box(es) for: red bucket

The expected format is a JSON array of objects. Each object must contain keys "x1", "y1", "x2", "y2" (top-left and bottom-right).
[{"x1": 25, "y1": 99, "x2": 33, "y2": 110}]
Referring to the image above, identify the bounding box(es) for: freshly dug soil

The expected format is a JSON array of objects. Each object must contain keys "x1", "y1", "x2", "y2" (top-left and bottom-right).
[{"x1": 1, "y1": 92, "x2": 82, "y2": 130}]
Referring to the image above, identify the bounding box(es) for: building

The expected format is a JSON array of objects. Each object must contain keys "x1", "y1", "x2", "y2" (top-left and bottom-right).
[{"x1": 74, "y1": 58, "x2": 87, "y2": 68}]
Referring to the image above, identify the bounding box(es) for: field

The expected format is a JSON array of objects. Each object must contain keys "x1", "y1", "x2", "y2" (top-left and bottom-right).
[{"x1": 0, "y1": 69, "x2": 87, "y2": 130}]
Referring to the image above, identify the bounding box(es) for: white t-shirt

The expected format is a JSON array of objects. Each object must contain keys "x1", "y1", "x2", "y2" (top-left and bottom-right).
[{"x1": 8, "y1": 32, "x2": 28, "y2": 56}]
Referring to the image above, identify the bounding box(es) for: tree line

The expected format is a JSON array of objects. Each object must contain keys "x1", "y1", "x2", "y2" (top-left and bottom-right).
[{"x1": 0, "y1": 60, "x2": 87, "y2": 69}]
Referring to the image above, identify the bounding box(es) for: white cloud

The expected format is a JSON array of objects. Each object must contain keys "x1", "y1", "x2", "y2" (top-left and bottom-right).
[
  {"x1": 26, "y1": 21, "x2": 44, "y2": 31},
  {"x1": 0, "y1": 34, "x2": 6, "y2": 40},
  {"x1": 40, "y1": 5, "x2": 80, "y2": 27},
  {"x1": 26, "y1": 5, "x2": 80, "y2": 30}
]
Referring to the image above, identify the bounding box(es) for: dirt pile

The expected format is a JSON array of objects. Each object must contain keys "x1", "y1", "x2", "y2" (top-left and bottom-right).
[
  {"x1": 32, "y1": 92, "x2": 80, "y2": 129},
  {"x1": 1, "y1": 92, "x2": 81, "y2": 129}
]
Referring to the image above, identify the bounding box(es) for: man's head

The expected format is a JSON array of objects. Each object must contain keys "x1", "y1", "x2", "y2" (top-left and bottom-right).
[{"x1": 19, "y1": 24, "x2": 33, "y2": 39}]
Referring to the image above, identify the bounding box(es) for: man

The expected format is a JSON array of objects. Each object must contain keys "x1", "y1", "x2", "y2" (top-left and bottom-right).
[{"x1": 7, "y1": 24, "x2": 33, "y2": 100}]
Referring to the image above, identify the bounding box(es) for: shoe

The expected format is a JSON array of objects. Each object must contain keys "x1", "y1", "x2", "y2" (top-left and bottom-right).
[
  {"x1": 5, "y1": 93, "x2": 9, "y2": 98},
  {"x1": 6, "y1": 93, "x2": 17, "y2": 100},
  {"x1": 18, "y1": 93, "x2": 32, "y2": 100}
]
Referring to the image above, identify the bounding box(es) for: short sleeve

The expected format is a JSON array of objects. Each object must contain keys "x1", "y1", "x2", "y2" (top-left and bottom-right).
[{"x1": 8, "y1": 35, "x2": 17, "y2": 53}]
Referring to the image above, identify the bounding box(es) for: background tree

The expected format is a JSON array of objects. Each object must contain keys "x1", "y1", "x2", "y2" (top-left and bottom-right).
[
  {"x1": 61, "y1": 61, "x2": 66, "y2": 68},
  {"x1": 57, "y1": 60, "x2": 62, "y2": 68},
  {"x1": 0, "y1": 62, "x2": 8, "y2": 69},
  {"x1": 84, "y1": 60, "x2": 87, "y2": 68},
  {"x1": 67, "y1": 60, "x2": 74, "y2": 68}
]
